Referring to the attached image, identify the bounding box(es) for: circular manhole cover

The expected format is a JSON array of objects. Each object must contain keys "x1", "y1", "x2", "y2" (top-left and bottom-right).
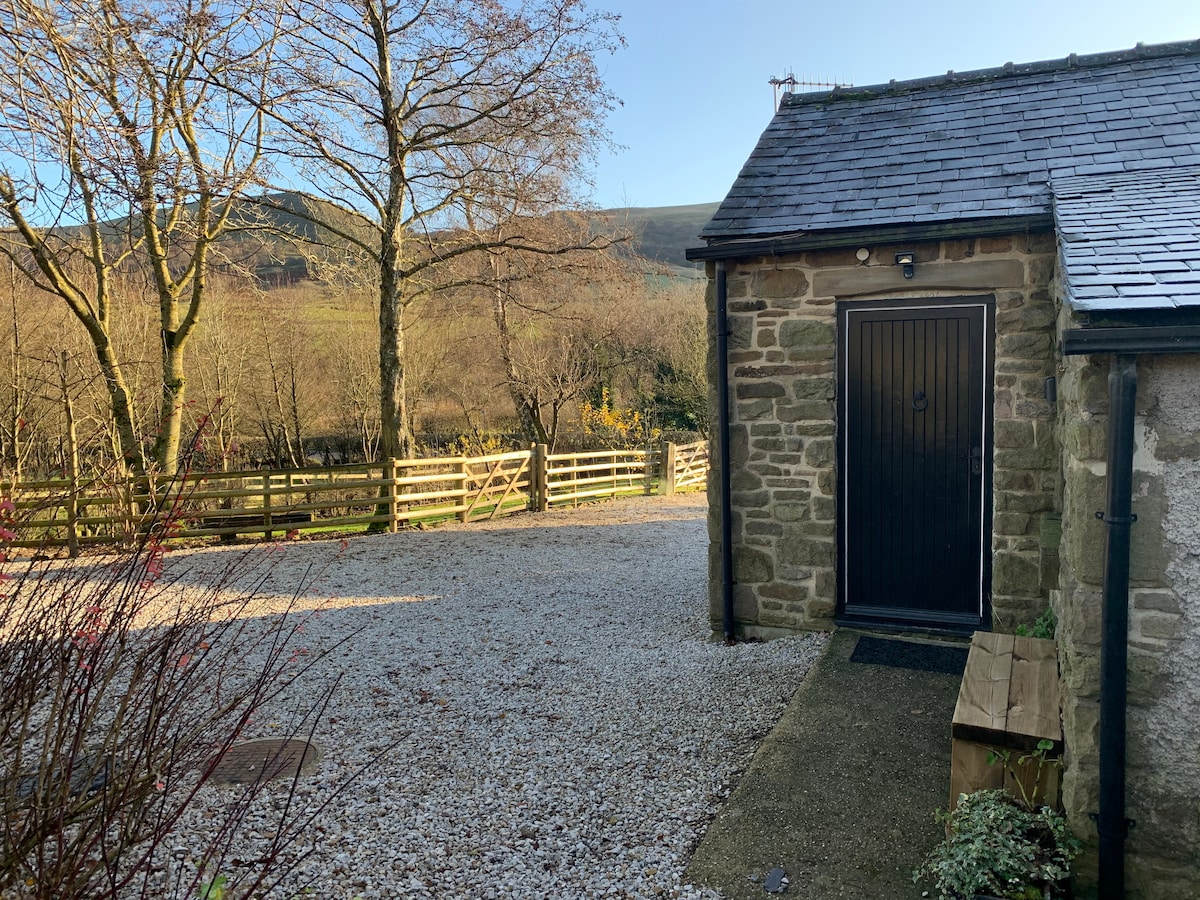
[{"x1": 209, "y1": 739, "x2": 321, "y2": 788}]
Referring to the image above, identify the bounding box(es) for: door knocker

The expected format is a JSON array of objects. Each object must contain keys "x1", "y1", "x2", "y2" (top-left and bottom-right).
[{"x1": 912, "y1": 389, "x2": 929, "y2": 412}]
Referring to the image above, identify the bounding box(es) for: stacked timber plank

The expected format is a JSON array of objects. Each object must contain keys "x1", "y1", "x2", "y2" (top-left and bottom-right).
[{"x1": 950, "y1": 631, "x2": 1062, "y2": 809}]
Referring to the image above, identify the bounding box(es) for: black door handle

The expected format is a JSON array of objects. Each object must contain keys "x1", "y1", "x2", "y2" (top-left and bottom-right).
[{"x1": 970, "y1": 446, "x2": 983, "y2": 475}]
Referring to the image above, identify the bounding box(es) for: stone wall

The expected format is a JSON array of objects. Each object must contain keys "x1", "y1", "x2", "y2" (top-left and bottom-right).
[
  {"x1": 705, "y1": 233, "x2": 1060, "y2": 635},
  {"x1": 1056, "y1": 352, "x2": 1200, "y2": 899}
]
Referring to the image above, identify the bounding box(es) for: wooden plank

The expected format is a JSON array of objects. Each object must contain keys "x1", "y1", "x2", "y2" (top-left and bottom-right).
[
  {"x1": 1012, "y1": 634, "x2": 1057, "y2": 662},
  {"x1": 548, "y1": 471, "x2": 650, "y2": 488},
  {"x1": 1006, "y1": 635, "x2": 1062, "y2": 750},
  {"x1": 950, "y1": 738, "x2": 1004, "y2": 809},
  {"x1": 813, "y1": 259, "x2": 1025, "y2": 298},
  {"x1": 547, "y1": 449, "x2": 649, "y2": 463},
  {"x1": 1004, "y1": 750, "x2": 1062, "y2": 810},
  {"x1": 469, "y1": 450, "x2": 533, "y2": 465},
  {"x1": 951, "y1": 632, "x2": 1015, "y2": 744},
  {"x1": 548, "y1": 462, "x2": 648, "y2": 478},
  {"x1": 951, "y1": 736, "x2": 1062, "y2": 811},
  {"x1": 549, "y1": 478, "x2": 651, "y2": 497}
]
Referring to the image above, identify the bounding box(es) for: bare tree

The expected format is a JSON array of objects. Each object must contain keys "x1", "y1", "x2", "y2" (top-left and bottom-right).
[
  {"x1": 0, "y1": 0, "x2": 284, "y2": 474},
  {"x1": 601, "y1": 278, "x2": 710, "y2": 436},
  {"x1": 329, "y1": 292, "x2": 381, "y2": 462},
  {"x1": 470, "y1": 210, "x2": 633, "y2": 448},
  {"x1": 243, "y1": 290, "x2": 322, "y2": 468},
  {"x1": 190, "y1": 276, "x2": 255, "y2": 471},
  {"x1": 0, "y1": 272, "x2": 124, "y2": 478},
  {"x1": 509, "y1": 326, "x2": 599, "y2": 450},
  {"x1": 1, "y1": 262, "x2": 34, "y2": 478},
  {"x1": 268, "y1": 0, "x2": 622, "y2": 460}
]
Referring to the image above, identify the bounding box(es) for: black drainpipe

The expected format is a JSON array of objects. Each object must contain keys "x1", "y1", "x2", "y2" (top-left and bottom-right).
[
  {"x1": 1096, "y1": 353, "x2": 1137, "y2": 900},
  {"x1": 715, "y1": 261, "x2": 735, "y2": 643}
]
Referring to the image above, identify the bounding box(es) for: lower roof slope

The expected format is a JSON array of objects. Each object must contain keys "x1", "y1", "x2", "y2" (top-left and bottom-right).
[
  {"x1": 1054, "y1": 166, "x2": 1200, "y2": 313},
  {"x1": 700, "y1": 41, "x2": 1200, "y2": 243}
]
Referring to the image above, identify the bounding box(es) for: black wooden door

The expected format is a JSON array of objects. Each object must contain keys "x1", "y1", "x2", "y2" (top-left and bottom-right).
[{"x1": 837, "y1": 299, "x2": 993, "y2": 630}]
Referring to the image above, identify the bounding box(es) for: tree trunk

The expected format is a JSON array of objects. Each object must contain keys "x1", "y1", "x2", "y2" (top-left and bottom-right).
[
  {"x1": 377, "y1": 229, "x2": 411, "y2": 461},
  {"x1": 7, "y1": 270, "x2": 22, "y2": 480},
  {"x1": 288, "y1": 365, "x2": 304, "y2": 465},
  {"x1": 491, "y1": 285, "x2": 550, "y2": 446},
  {"x1": 91, "y1": 329, "x2": 144, "y2": 476},
  {"x1": 59, "y1": 351, "x2": 80, "y2": 558},
  {"x1": 154, "y1": 337, "x2": 186, "y2": 474}
]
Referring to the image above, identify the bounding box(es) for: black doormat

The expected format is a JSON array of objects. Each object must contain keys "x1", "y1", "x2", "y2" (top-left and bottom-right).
[{"x1": 849, "y1": 636, "x2": 969, "y2": 675}]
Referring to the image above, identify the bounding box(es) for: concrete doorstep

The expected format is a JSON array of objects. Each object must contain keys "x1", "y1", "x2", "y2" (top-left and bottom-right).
[{"x1": 686, "y1": 629, "x2": 963, "y2": 899}]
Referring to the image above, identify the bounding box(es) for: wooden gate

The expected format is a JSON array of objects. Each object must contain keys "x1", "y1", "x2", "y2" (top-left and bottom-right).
[{"x1": 836, "y1": 297, "x2": 994, "y2": 630}]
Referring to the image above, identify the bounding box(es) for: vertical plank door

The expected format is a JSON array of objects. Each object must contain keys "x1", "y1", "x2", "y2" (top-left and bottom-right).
[{"x1": 838, "y1": 299, "x2": 993, "y2": 630}]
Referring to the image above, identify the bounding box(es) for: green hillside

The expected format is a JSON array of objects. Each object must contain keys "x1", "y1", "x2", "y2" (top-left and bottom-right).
[{"x1": 601, "y1": 202, "x2": 720, "y2": 275}]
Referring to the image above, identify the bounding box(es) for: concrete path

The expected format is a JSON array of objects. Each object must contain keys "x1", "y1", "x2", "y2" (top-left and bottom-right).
[{"x1": 686, "y1": 629, "x2": 964, "y2": 899}]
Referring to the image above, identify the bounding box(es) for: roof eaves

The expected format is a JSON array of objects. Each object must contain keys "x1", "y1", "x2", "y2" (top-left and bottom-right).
[
  {"x1": 685, "y1": 214, "x2": 1054, "y2": 262},
  {"x1": 1061, "y1": 324, "x2": 1200, "y2": 355}
]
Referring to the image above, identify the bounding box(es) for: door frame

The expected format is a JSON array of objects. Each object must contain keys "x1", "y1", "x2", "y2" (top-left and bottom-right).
[{"x1": 834, "y1": 295, "x2": 995, "y2": 633}]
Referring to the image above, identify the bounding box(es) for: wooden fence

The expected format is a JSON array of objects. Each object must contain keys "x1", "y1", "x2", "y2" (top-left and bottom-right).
[{"x1": 2, "y1": 441, "x2": 708, "y2": 549}]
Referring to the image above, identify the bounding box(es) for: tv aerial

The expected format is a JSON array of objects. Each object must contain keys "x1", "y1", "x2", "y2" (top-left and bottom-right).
[{"x1": 769, "y1": 72, "x2": 853, "y2": 109}]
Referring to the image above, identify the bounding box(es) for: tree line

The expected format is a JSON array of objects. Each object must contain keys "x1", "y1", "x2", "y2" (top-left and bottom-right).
[
  {"x1": 0, "y1": 0, "x2": 705, "y2": 481},
  {"x1": 0, "y1": 260, "x2": 706, "y2": 478}
]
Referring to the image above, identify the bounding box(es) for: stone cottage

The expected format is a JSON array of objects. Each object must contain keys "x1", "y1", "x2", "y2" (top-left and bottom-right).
[{"x1": 687, "y1": 41, "x2": 1200, "y2": 899}]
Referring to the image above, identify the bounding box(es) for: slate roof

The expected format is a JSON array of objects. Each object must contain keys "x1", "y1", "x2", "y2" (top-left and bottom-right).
[
  {"x1": 700, "y1": 41, "x2": 1200, "y2": 242},
  {"x1": 1053, "y1": 166, "x2": 1200, "y2": 312}
]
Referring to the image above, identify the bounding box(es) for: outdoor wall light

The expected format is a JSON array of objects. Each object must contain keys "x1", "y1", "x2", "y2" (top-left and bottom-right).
[{"x1": 895, "y1": 251, "x2": 916, "y2": 278}]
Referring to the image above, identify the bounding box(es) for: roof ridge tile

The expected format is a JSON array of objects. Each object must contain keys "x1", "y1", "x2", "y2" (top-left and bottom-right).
[{"x1": 778, "y1": 39, "x2": 1200, "y2": 108}]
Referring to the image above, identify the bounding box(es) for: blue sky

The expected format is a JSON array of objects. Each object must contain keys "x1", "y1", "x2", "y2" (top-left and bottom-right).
[{"x1": 588, "y1": 0, "x2": 1200, "y2": 210}]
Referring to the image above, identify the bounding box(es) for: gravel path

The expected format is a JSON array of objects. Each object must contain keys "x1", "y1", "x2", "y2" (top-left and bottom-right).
[{"x1": 161, "y1": 494, "x2": 826, "y2": 899}]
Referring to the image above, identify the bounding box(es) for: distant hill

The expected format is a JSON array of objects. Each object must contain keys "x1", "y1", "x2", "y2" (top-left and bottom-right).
[
  {"x1": 237, "y1": 195, "x2": 722, "y2": 283},
  {"x1": 600, "y1": 202, "x2": 719, "y2": 278},
  {"x1": 242, "y1": 196, "x2": 722, "y2": 279},
  {"x1": 57, "y1": 192, "x2": 721, "y2": 285}
]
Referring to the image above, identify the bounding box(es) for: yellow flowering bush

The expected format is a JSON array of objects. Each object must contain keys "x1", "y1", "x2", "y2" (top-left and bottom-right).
[{"x1": 579, "y1": 390, "x2": 660, "y2": 448}]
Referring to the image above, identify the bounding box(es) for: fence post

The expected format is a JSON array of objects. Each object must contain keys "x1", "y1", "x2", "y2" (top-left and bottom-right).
[
  {"x1": 147, "y1": 472, "x2": 158, "y2": 524},
  {"x1": 458, "y1": 459, "x2": 470, "y2": 524},
  {"x1": 533, "y1": 444, "x2": 549, "y2": 512},
  {"x1": 661, "y1": 442, "x2": 677, "y2": 496},
  {"x1": 262, "y1": 474, "x2": 273, "y2": 539},
  {"x1": 528, "y1": 445, "x2": 538, "y2": 511},
  {"x1": 123, "y1": 473, "x2": 138, "y2": 543},
  {"x1": 388, "y1": 458, "x2": 400, "y2": 533}
]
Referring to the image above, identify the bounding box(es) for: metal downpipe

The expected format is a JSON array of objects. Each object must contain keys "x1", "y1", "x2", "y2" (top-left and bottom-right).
[
  {"x1": 715, "y1": 262, "x2": 735, "y2": 642},
  {"x1": 1097, "y1": 353, "x2": 1137, "y2": 899}
]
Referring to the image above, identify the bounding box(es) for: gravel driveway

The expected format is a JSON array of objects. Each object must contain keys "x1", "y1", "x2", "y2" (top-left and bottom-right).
[{"x1": 164, "y1": 494, "x2": 826, "y2": 899}]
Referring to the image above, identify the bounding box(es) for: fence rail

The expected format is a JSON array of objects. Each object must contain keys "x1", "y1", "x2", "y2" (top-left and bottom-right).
[{"x1": 2, "y1": 441, "x2": 708, "y2": 550}]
